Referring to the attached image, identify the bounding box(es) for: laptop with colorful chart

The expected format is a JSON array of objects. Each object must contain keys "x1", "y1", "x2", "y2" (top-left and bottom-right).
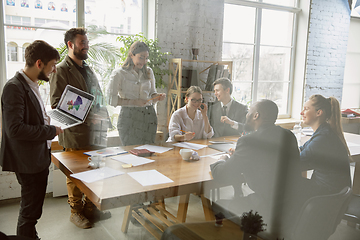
[{"x1": 48, "y1": 85, "x2": 94, "y2": 129}]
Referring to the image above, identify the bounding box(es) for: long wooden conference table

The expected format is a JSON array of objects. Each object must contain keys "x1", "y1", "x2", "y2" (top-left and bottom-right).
[
  {"x1": 51, "y1": 136, "x2": 239, "y2": 237},
  {"x1": 51, "y1": 133, "x2": 360, "y2": 239}
]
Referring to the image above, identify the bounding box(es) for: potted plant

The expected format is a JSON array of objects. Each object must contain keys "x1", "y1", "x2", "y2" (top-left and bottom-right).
[
  {"x1": 239, "y1": 210, "x2": 267, "y2": 240},
  {"x1": 116, "y1": 33, "x2": 170, "y2": 88}
]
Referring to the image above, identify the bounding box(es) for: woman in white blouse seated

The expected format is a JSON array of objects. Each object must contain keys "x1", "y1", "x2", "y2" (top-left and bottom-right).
[
  {"x1": 167, "y1": 86, "x2": 214, "y2": 142},
  {"x1": 108, "y1": 41, "x2": 166, "y2": 146}
]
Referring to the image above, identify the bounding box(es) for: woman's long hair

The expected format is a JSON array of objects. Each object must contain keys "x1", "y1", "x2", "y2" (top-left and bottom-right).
[
  {"x1": 309, "y1": 94, "x2": 350, "y2": 155},
  {"x1": 122, "y1": 41, "x2": 151, "y2": 79}
]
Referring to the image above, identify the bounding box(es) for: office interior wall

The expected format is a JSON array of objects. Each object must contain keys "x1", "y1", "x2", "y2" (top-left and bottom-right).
[
  {"x1": 342, "y1": 17, "x2": 360, "y2": 109},
  {"x1": 155, "y1": 0, "x2": 225, "y2": 134},
  {"x1": 304, "y1": 0, "x2": 351, "y2": 101}
]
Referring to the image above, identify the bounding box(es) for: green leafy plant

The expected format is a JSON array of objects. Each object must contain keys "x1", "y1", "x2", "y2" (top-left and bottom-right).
[
  {"x1": 240, "y1": 210, "x2": 267, "y2": 235},
  {"x1": 39, "y1": 25, "x2": 122, "y2": 91},
  {"x1": 116, "y1": 33, "x2": 170, "y2": 88}
]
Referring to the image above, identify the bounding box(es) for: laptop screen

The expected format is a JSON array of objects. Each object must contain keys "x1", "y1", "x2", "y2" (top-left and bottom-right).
[{"x1": 57, "y1": 86, "x2": 94, "y2": 121}]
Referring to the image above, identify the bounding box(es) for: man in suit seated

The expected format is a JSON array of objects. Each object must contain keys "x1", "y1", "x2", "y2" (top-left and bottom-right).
[
  {"x1": 210, "y1": 99, "x2": 304, "y2": 239},
  {"x1": 208, "y1": 78, "x2": 248, "y2": 138}
]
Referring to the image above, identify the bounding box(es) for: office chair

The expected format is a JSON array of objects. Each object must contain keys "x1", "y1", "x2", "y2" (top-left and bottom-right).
[
  {"x1": 292, "y1": 187, "x2": 352, "y2": 240},
  {"x1": 343, "y1": 193, "x2": 360, "y2": 228}
]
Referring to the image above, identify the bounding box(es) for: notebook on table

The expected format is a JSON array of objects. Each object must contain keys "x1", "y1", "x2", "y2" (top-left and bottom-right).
[
  {"x1": 208, "y1": 143, "x2": 236, "y2": 153},
  {"x1": 48, "y1": 85, "x2": 94, "y2": 129}
]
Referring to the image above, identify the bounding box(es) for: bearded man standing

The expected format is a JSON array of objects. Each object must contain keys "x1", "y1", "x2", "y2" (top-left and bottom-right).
[{"x1": 49, "y1": 28, "x2": 111, "y2": 229}]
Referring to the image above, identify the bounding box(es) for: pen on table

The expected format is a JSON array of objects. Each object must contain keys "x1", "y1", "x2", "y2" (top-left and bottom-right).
[
  {"x1": 147, "y1": 95, "x2": 159, "y2": 102},
  {"x1": 180, "y1": 130, "x2": 195, "y2": 135}
]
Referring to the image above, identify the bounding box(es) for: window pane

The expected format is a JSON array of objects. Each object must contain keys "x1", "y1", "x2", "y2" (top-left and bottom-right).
[
  {"x1": 257, "y1": 46, "x2": 291, "y2": 114},
  {"x1": 260, "y1": 9, "x2": 294, "y2": 46},
  {"x1": 258, "y1": 46, "x2": 291, "y2": 82},
  {"x1": 85, "y1": 0, "x2": 143, "y2": 35},
  {"x1": 232, "y1": 82, "x2": 252, "y2": 106},
  {"x1": 257, "y1": 82, "x2": 289, "y2": 114},
  {"x1": 223, "y1": 43, "x2": 253, "y2": 82},
  {"x1": 262, "y1": 0, "x2": 296, "y2": 7},
  {"x1": 7, "y1": 43, "x2": 18, "y2": 61},
  {"x1": 223, "y1": 4, "x2": 255, "y2": 44}
]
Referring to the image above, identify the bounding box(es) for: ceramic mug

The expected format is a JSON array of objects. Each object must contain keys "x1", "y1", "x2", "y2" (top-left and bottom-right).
[
  {"x1": 88, "y1": 155, "x2": 103, "y2": 169},
  {"x1": 179, "y1": 149, "x2": 193, "y2": 160}
]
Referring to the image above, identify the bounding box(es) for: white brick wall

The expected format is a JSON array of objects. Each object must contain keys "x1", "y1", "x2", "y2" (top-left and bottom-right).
[
  {"x1": 156, "y1": 0, "x2": 225, "y2": 133},
  {"x1": 0, "y1": 165, "x2": 53, "y2": 201},
  {"x1": 304, "y1": 0, "x2": 351, "y2": 101}
]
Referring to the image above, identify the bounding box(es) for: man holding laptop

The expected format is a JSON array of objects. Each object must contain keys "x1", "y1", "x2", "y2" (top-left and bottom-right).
[
  {"x1": 49, "y1": 27, "x2": 111, "y2": 229},
  {"x1": 0, "y1": 40, "x2": 63, "y2": 239}
]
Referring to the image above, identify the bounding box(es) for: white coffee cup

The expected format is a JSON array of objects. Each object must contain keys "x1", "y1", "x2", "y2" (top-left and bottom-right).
[
  {"x1": 88, "y1": 154, "x2": 103, "y2": 169},
  {"x1": 179, "y1": 149, "x2": 193, "y2": 160}
]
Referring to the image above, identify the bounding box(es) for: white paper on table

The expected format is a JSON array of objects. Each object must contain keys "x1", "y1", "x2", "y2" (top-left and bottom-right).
[
  {"x1": 200, "y1": 152, "x2": 225, "y2": 158},
  {"x1": 134, "y1": 144, "x2": 173, "y2": 153},
  {"x1": 346, "y1": 142, "x2": 360, "y2": 147},
  {"x1": 206, "y1": 153, "x2": 230, "y2": 160},
  {"x1": 302, "y1": 128, "x2": 314, "y2": 136},
  {"x1": 111, "y1": 154, "x2": 155, "y2": 166},
  {"x1": 128, "y1": 169, "x2": 173, "y2": 186},
  {"x1": 172, "y1": 142, "x2": 208, "y2": 150},
  {"x1": 83, "y1": 147, "x2": 127, "y2": 157},
  {"x1": 70, "y1": 167, "x2": 124, "y2": 183},
  {"x1": 347, "y1": 141, "x2": 360, "y2": 155}
]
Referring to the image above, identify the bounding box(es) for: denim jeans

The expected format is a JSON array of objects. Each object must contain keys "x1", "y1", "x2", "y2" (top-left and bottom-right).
[{"x1": 15, "y1": 167, "x2": 49, "y2": 239}]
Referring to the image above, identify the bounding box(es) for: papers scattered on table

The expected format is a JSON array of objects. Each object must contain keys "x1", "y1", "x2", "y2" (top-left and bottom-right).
[
  {"x1": 302, "y1": 128, "x2": 314, "y2": 136},
  {"x1": 209, "y1": 140, "x2": 234, "y2": 144},
  {"x1": 200, "y1": 152, "x2": 228, "y2": 159},
  {"x1": 134, "y1": 144, "x2": 173, "y2": 154},
  {"x1": 347, "y1": 142, "x2": 360, "y2": 147},
  {"x1": 70, "y1": 167, "x2": 124, "y2": 183},
  {"x1": 347, "y1": 141, "x2": 360, "y2": 155},
  {"x1": 128, "y1": 170, "x2": 173, "y2": 186},
  {"x1": 173, "y1": 142, "x2": 207, "y2": 150},
  {"x1": 111, "y1": 154, "x2": 155, "y2": 166},
  {"x1": 83, "y1": 147, "x2": 127, "y2": 157}
]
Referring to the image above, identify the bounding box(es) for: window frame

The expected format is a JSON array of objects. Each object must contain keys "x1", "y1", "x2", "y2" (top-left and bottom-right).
[
  {"x1": 224, "y1": 0, "x2": 301, "y2": 117},
  {"x1": 0, "y1": 0, "x2": 151, "y2": 90}
]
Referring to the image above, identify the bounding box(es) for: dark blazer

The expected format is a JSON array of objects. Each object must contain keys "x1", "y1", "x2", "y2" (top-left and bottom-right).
[
  {"x1": 300, "y1": 123, "x2": 351, "y2": 194},
  {"x1": 210, "y1": 124, "x2": 303, "y2": 236},
  {"x1": 0, "y1": 72, "x2": 56, "y2": 173},
  {"x1": 208, "y1": 100, "x2": 248, "y2": 138}
]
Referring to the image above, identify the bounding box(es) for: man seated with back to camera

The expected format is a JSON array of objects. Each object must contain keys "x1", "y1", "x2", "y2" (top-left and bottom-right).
[
  {"x1": 210, "y1": 99, "x2": 304, "y2": 239},
  {"x1": 208, "y1": 78, "x2": 248, "y2": 138}
]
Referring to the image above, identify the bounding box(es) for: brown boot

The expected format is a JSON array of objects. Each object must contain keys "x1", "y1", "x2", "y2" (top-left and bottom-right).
[
  {"x1": 83, "y1": 206, "x2": 112, "y2": 222},
  {"x1": 70, "y1": 212, "x2": 92, "y2": 229}
]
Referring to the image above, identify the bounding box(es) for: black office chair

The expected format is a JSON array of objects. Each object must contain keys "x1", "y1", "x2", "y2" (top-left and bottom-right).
[
  {"x1": 343, "y1": 193, "x2": 360, "y2": 228},
  {"x1": 291, "y1": 187, "x2": 352, "y2": 240}
]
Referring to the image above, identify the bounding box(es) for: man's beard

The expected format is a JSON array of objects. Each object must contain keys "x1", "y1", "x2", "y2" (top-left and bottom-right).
[
  {"x1": 73, "y1": 44, "x2": 88, "y2": 60},
  {"x1": 243, "y1": 114, "x2": 255, "y2": 133},
  {"x1": 37, "y1": 69, "x2": 49, "y2": 82}
]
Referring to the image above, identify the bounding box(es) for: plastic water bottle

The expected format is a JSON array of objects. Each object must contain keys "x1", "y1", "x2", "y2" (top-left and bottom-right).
[{"x1": 293, "y1": 122, "x2": 302, "y2": 146}]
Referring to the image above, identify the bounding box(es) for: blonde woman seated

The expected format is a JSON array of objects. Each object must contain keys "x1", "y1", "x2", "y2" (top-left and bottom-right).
[{"x1": 167, "y1": 86, "x2": 214, "y2": 142}]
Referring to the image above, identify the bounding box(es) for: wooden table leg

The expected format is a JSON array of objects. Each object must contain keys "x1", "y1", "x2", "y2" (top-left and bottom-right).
[
  {"x1": 121, "y1": 205, "x2": 132, "y2": 233},
  {"x1": 201, "y1": 194, "x2": 215, "y2": 221},
  {"x1": 177, "y1": 194, "x2": 190, "y2": 222}
]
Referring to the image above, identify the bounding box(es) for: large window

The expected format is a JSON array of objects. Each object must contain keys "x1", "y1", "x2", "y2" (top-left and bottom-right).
[
  {"x1": 223, "y1": 0, "x2": 300, "y2": 116},
  {"x1": 2, "y1": 0, "x2": 145, "y2": 107}
]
